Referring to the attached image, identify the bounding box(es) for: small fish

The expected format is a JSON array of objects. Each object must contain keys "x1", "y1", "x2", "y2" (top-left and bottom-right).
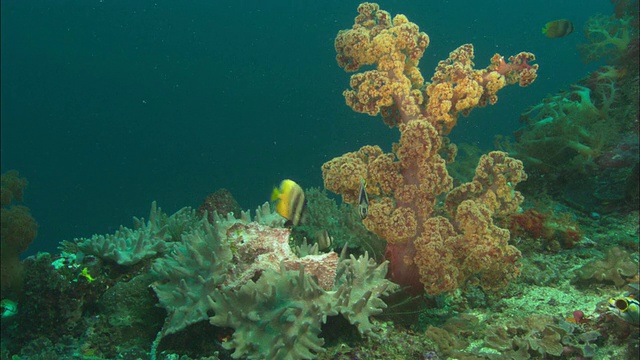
[
  {"x1": 271, "y1": 179, "x2": 307, "y2": 226},
  {"x1": 1, "y1": 299, "x2": 18, "y2": 318},
  {"x1": 357, "y1": 177, "x2": 369, "y2": 219},
  {"x1": 542, "y1": 19, "x2": 574, "y2": 38},
  {"x1": 314, "y1": 230, "x2": 333, "y2": 250},
  {"x1": 608, "y1": 295, "x2": 639, "y2": 325}
]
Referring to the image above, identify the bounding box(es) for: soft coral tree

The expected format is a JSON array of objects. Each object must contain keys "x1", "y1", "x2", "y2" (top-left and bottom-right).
[{"x1": 1, "y1": 171, "x2": 38, "y2": 297}]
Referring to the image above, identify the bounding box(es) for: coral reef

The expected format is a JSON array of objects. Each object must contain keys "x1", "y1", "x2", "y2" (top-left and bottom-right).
[
  {"x1": 504, "y1": 208, "x2": 583, "y2": 250},
  {"x1": 1, "y1": 200, "x2": 399, "y2": 360},
  {"x1": 1, "y1": 170, "x2": 38, "y2": 297},
  {"x1": 290, "y1": 187, "x2": 387, "y2": 259},
  {"x1": 322, "y1": 3, "x2": 536, "y2": 295},
  {"x1": 4, "y1": 252, "x2": 107, "y2": 355},
  {"x1": 503, "y1": 8, "x2": 639, "y2": 214},
  {"x1": 152, "y1": 207, "x2": 399, "y2": 359},
  {"x1": 578, "y1": 14, "x2": 637, "y2": 63},
  {"x1": 65, "y1": 202, "x2": 206, "y2": 266},
  {"x1": 573, "y1": 246, "x2": 639, "y2": 287},
  {"x1": 2, "y1": 3, "x2": 639, "y2": 360},
  {"x1": 82, "y1": 272, "x2": 165, "y2": 358}
]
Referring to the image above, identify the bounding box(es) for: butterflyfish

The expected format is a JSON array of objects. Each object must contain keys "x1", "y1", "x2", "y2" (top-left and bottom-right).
[
  {"x1": 357, "y1": 177, "x2": 369, "y2": 219},
  {"x1": 542, "y1": 19, "x2": 574, "y2": 38},
  {"x1": 314, "y1": 230, "x2": 333, "y2": 250},
  {"x1": 271, "y1": 179, "x2": 307, "y2": 226}
]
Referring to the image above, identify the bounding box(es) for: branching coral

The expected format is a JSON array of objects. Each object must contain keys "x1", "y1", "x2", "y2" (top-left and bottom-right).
[
  {"x1": 209, "y1": 253, "x2": 398, "y2": 359},
  {"x1": 323, "y1": 3, "x2": 535, "y2": 295},
  {"x1": 333, "y1": 253, "x2": 399, "y2": 336},
  {"x1": 578, "y1": 14, "x2": 637, "y2": 63},
  {"x1": 509, "y1": 84, "x2": 614, "y2": 175},
  {"x1": 335, "y1": 3, "x2": 537, "y2": 133}
]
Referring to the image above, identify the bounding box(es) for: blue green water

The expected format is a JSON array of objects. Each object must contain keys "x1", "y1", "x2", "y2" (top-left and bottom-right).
[{"x1": 1, "y1": 0, "x2": 610, "y2": 254}]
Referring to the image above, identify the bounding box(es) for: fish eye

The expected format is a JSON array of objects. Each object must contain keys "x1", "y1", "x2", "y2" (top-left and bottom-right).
[{"x1": 615, "y1": 298, "x2": 629, "y2": 311}]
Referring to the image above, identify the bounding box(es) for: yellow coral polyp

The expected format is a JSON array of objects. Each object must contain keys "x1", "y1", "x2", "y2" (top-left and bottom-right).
[{"x1": 393, "y1": 14, "x2": 409, "y2": 26}]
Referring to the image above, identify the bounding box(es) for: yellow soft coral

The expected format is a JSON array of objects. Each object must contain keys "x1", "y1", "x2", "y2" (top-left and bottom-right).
[{"x1": 324, "y1": 3, "x2": 535, "y2": 295}]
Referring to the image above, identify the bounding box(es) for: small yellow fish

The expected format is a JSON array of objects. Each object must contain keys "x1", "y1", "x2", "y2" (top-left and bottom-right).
[
  {"x1": 542, "y1": 19, "x2": 574, "y2": 38},
  {"x1": 357, "y1": 177, "x2": 369, "y2": 219},
  {"x1": 271, "y1": 179, "x2": 306, "y2": 226}
]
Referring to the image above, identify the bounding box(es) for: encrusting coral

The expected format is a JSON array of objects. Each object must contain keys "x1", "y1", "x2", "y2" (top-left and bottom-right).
[{"x1": 151, "y1": 204, "x2": 399, "y2": 359}]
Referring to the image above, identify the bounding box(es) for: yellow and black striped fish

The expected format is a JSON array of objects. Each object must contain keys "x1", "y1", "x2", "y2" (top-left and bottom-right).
[
  {"x1": 271, "y1": 179, "x2": 307, "y2": 226},
  {"x1": 542, "y1": 19, "x2": 574, "y2": 38}
]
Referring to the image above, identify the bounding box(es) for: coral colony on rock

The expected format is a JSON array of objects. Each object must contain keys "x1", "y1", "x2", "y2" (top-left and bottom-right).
[{"x1": 1, "y1": 2, "x2": 639, "y2": 360}]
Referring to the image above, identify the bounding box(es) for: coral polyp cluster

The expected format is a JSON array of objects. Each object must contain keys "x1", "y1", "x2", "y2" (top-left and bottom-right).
[{"x1": 324, "y1": 2, "x2": 536, "y2": 296}]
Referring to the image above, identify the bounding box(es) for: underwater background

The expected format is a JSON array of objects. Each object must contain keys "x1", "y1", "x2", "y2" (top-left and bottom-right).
[
  {"x1": 1, "y1": 0, "x2": 639, "y2": 359},
  {"x1": 1, "y1": 0, "x2": 611, "y2": 253}
]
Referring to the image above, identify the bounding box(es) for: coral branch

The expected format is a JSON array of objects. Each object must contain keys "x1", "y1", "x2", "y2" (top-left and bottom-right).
[{"x1": 324, "y1": 3, "x2": 535, "y2": 295}]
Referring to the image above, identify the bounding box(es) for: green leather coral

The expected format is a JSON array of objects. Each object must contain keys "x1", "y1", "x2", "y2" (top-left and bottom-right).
[
  {"x1": 208, "y1": 266, "x2": 334, "y2": 359},
  {"x1": 574, "y1": 246, "x2": 638, "y2": 287},
  {"x1": 151, "y1": 218, "x2": 232, "y2": 336},
  {"x1": 150, "y1": 203, "x2": 399, "y2": 360},
  {"x1": 73, "y1": 202, "x2": 170, "y2": 266}
]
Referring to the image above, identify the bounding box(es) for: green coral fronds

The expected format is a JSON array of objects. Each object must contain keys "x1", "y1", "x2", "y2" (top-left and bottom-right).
[
  {"x1": 151, "y1": 218, "x2": 232, "y2": 336},
  {"x1": 208, "y1": 265, "x2": 335, "y2": 360},
  {"x1": 333, "y1": 253, "x2": 400, "y2": 336}
]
